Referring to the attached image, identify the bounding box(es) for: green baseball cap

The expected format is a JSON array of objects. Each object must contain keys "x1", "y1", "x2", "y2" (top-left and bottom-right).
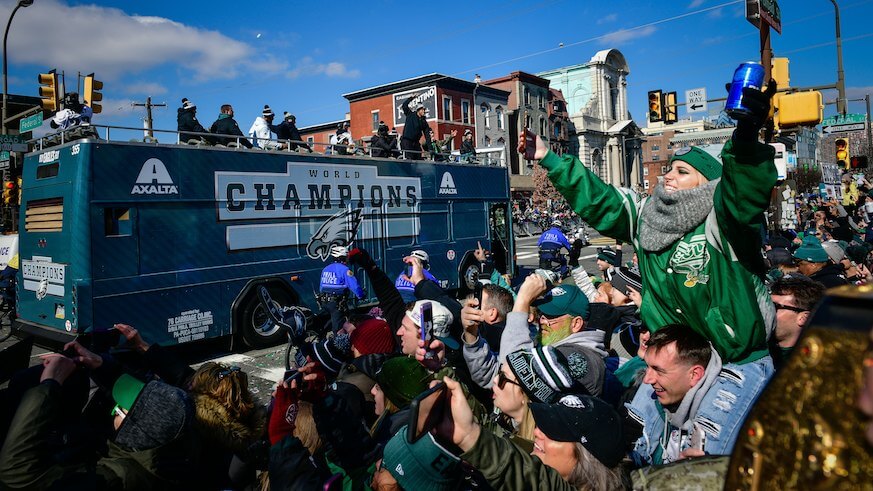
[
  {"x1": 112, "y1": 373, "x2": 146, "y2": 411},
  {"x1": 381, "y1": 426, "x2": 461, "y2": 491},
  {"x1": 534, "y1": 285, "x2": 590, "y2": 319}
]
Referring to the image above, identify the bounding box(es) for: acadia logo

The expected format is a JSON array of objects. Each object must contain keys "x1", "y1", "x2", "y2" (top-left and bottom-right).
[{"x1": 132, "y1": 158, "x2": 179, "y2": 195}]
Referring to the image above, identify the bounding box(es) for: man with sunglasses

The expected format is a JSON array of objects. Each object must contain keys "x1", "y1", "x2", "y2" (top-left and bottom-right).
[{"x1": 769, "y1": 274, "x2": 825, "y2": 368}]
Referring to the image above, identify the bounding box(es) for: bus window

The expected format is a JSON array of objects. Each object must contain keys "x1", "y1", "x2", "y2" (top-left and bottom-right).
[
  {"x1": 452, "y1": 201, "x2": 487, "y2": 240},
  {"x1": 417, "y1": 204, "x2": 448, "y2": 244},
  {"x1": 36, "y1": 163, "x2": 60, "y2": 179},
  {"x1": 104, "y1": 208, "x2": 132, "y2": 236}
]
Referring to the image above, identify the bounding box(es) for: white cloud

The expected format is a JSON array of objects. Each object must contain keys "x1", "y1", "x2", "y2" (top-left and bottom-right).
[
  {"x1": 688, "y1": 0, "x2": 705, "y2": 8},
  {"x1": 286, "y1": 57, "x2": 360, "y2": 79},
  {"x1": 597, "y1": 13, "x2": 618, "y2": 25},
  {"x1": 599, "y1": 26, "x2": 657, "y2": 46},
  {"x1": 123, "y1": 83, "x2": 168, "y2": 96},
  {"x1": 707, "y1": 7, "x2": 723, "y2": 19},
  {"x1": 1, "y1": 0, "x2": 285, "y2": 81}
]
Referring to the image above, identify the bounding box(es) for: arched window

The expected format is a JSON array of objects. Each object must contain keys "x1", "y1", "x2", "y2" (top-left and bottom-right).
[
  {"x1": 484, "y1": 135, "x2": 491, "y2": 146},
  {"x1": 539, "y1": 117, "x2": 547, "y2": 136},
  {"x1": 496, "y1": 106, "x2": 504, "y2": 130},
  {"x1": 480, "y1": 103, "x2": 491, "y2": 128}
]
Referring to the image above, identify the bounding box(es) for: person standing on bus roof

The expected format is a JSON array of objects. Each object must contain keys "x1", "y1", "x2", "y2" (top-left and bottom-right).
[
  {"x1": 177, "y1": 98, "x2": 209, "y2": 144},
  {"x1": 319, "y1": 246, "x2": 365, "y2": 331},
  {"x1": 395, "y1": 249, "x2": 440, "y2": 303},
  {"x1": 209, "y1": 104, "x2": 253, "y2": 148},
  {"x1": 400, "y1": 96, "x2": 431, "y2": 160},
  {"x1": 248, "y1": 105, "x2": 281, "y2": 150}
]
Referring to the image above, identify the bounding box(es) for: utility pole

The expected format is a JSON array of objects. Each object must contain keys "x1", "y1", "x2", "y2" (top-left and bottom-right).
[
  {"x1": 132, "y1": 97, "x2": 166, "y2": 138},
  {"x1": 829, "y1": 0, "x2": 847, "y2": 115}
]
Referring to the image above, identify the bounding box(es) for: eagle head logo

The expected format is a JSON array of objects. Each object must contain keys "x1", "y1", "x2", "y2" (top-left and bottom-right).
[{"x1": 306, "y1": 208, "x2": 363, "y2": 261}]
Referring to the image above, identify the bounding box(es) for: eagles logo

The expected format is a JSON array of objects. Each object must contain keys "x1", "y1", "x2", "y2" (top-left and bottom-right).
[{"x1": 306, "y1": 208, "x2": 363, "y2": 261}]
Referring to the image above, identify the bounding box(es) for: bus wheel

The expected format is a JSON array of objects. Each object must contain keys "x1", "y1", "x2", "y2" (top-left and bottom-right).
[
  {"x1": 240, "y1": 286, "x2": 293, "y2": 348},
  {"x1": 457, "y1": 251, "x2": 480, "y2": 297}
]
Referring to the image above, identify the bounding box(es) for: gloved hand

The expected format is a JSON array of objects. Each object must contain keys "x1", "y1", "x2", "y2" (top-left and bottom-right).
[
  {"x1": 268, "y1": 384, "x2": 299, "y2": 445},
  {"x1": 348, "y1": 247, "x2": 376, "y2": 271},
  {"x1": 568, "y1": 240, "x2": 585, "y2": 268},
  {"x1": 733, "y1": 79, "x2": 777, "y2": 142}
]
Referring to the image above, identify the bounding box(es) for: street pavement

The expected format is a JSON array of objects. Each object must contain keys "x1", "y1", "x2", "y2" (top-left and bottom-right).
[{"x1": 2, "y1": 230, "x2": 630, "y2": 405}]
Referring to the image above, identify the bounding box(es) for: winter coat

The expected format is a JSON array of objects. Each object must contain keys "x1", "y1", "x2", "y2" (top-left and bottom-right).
[
  {"x1": 248, "y1": 116, "x2": 278, "y2": 149},
  {"x1": 209, "y1": 114, "x2": 253, "y2": 148},
  {"x1": 176, "y1": 108, "x2": 208, "y2": 143},
  {"x1": 462, "y1": 429, "x2": 574, "y2": 491},
  {"x1": 274, "y1": 121, "x2": 310, "y2": 151},
  {"x1": 540, "y1": 139, "x2": 777, "y2": 364},
  {"x1": 460, "y1": 138, "x2": 476, "y2": 156},
  {"x1": 809, "y1": 262, "x2": 850, "y2": 289},
  {"x1": 369, "y1": 134, "x2": 397, "y2": 158},
  {"x1": 192, "y1": 393, "x2": 266, "y2": 490},
  {"x1": 400, "y1": 98, "x2": 431, "y2": 147},
  {"x1": 0, "y1": 381, "x2": 198, "y2": 491}
]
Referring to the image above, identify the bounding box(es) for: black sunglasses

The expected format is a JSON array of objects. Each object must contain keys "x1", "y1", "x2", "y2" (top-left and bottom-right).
[
  {"x1": 497, "y1": 371, "x2": 521, "y2": 390},
  {"x1": 773, "y1": 302, "x2": 807, "y2": 313},
  {"x1": 217, "y1": 366, "x2": 241, "y2": 380}
]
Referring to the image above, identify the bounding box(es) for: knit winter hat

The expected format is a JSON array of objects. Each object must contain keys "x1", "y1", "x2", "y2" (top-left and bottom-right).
[
  {"x1": 596, "y1": 248, "x2": 620, "y2": 266},
  {"x1": 506, "y1": 349, "x2": 556, "y2": 403},
  {"x1": 349, "y1": 318, "x2": 395, "y2": 355},
  {"x1": 821, "y1": 240, "x2": 846, "y2": 263},
  {"x1": 539, "y1": 345, "x2": 605, "y2": 398},
  {"x1": 534, "y1": 285, "x2": 590, "y2": 320},
  {"x1": 312, "y1": 335, "x2": 351, "y2": 375},
  {"x1": 181, "y1": 98, "x2": 196, "y2": 110},
  {"x1": 609, "y1": 266, "x2": 643, "y2": 295},
  {"x1": 375, "y1": 356, "x2": 433, "y2": 408},
  {"x1": 529, "y1": 394, "x2": 625, "y2": 468},
  {"x1": 381, "y1": 426, "x2": 461, "y2": 491},
  {"x1": 846, "y1": 244, "x2": 869, "y2": 264},
  {"x1": 284, "y1": 112, "x2": 295, "y2": 121},
  {"x1": 670, "y1": 146, "x2": 722, "y2": 181},
  {"x1": 793, "y1": 235, "x2": 829, "y2": 263},
  {"x1": 262, "y1": 105, "x2": 274, "y2": 117},
  {"x1": 114, "y1": 379, "x2": 194, "y2": 451}
]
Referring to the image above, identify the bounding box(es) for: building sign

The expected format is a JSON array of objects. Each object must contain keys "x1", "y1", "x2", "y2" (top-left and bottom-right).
[
  {"x1": 393, "y1": 86, "x2": 437, "y2": 127},
  {"x1": 746, "y1": 0, "x2": 781, "y2": 34}
]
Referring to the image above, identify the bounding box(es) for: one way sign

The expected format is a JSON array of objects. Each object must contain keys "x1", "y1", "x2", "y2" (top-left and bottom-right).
[{"x1": 685, "y1": 87, "x2": 707, "y2": 114}]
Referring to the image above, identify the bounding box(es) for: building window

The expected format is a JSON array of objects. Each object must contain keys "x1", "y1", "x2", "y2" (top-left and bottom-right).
[
  {"x1": 307, "y1": 137, "x2": 314, "y2": 144},
  {"x1": 643, "y1": 166, "x2": 649, "y2": 176},
  {"x1": 644, "y1": 180, "x2": 650, "y2": 190},
  {"x1": 524, "y1": 114, "x2": 532, "y2": 130},
  {"x1": 651, "y1": 144, "x2": 660, "y2": 151},
  {"x1": 554, "y1": 122, "x2": 561, "y2": 138},
  {"x1": 461, "y1": 100, "x2": 470, "y2": 124},
  {"x1": 496, "y1": 106, "x2": 504, "y2": 130},
  {"x1": 371, "y1": 111, "x2": 379, "y2": 132},
  {"x1": 661, "y1": 165, "x2": 668, "y2": 173},
  {"x1": 539, "y1": 117, "x2": 546, "y2": 136},
  {"x1": 484, "y1": 135, "x2": 491, "y2": 146},
  {"x1": 524, "y1": 87, "x2": 531, "y2": 106},
  {"x1": 443, "y1": 96, "x2": 452, "y2": 122},
  {"x1": 538, "y1": 92, "x2": 545, "y2": 109},
  {"x1": 481, "y1": 103, "x2": 491, "y2": 128},
  {"x1": 652, "y1": 154, "x2": 659, "y2": 161}
]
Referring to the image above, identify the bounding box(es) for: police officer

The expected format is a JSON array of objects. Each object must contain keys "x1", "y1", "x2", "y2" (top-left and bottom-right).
[
  {"x1": 319, "y1": 246, "x2": 365, "y2": 331},
  {"x1": 537, "y1": 220, "x2": 572, "y2": 277},
  {"x1": 394, "y1": 249, "x2": 441, "y2": 303}
]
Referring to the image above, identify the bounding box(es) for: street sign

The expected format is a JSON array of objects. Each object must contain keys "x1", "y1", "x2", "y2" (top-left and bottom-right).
[
  {"x1": 0, "y1": 151, "x2": 8, "y2": 161},
  {"x1": 823, "y1": 123, "x2": 866, "y2": 134},
  {"x1": 746, "y1": 0, "x2": 782, "y2": 34},
  {"x1": 685, "y1": 87, "x2": 708, "y2": 113},
  {"x1": 0, "y1": 135, "x2": 27, "y2": 153},
  {"x1": 821, "y1": 113, "x2": 866, "y2": 126},
  {"x1": 19, "y1": 113, "x2": 42, "y2": 133}
]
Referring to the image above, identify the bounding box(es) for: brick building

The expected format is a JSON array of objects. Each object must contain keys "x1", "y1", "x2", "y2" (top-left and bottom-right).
[
  {"x1": 639, "y1": 130, "x2": 675, "y2": 194},
  {"x1": 298, "y1": 119, "x2": 348, "y2": 153},
  {"x1": 342, "y1": 73, "x2": 509, "y2": 160}
]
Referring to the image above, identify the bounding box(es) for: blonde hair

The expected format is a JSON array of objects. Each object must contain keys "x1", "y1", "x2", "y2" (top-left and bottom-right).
[
  {"x1": 293, "y1": 401, "x2": 323, "y2": 455},
  {"x1": 517, "y1": 403, "x2": 537, "y2": 441},
  {"x1": 190, "y1": 362, "x2": 255, "y2": 421},
  {"x1": 565, "y1": 442, "x2": 627, "y2": 491}
]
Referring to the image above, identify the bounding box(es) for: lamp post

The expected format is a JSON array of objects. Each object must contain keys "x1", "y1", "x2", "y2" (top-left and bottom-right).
[
  {"x1": 828, "y1": 0, "x2": 847, "y2": 116},
  {"x1": 2, "y1": 0, "x2": 34, "y2": 135}
]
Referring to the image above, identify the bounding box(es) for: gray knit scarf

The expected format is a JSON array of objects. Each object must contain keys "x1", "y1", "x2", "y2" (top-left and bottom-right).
[{"x1": 639, "y1": 179, "x2": 720, "y2": 252}]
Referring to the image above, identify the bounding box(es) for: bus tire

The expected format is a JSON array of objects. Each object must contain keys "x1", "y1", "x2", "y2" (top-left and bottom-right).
[
  {"x1": 457, "y1": 250, "x2": 480, "y2": 297},
  {"x1": 239, "y1": 286, "x2": 294, "y2": 349}
]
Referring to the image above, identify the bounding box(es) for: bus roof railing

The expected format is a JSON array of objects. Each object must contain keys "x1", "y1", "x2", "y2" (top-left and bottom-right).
[{"x1": 28, "y1": 123, "x2": 508, "y2": 167}]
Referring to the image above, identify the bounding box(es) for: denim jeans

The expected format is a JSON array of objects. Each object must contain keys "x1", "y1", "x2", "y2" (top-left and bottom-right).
[{"x1": 627, "y1": 355, "x2": 774, "y2": 464}]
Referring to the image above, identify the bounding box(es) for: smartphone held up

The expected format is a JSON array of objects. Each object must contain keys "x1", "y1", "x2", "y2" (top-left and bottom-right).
[{"x1": 523, "y1": 129, "x2": 537, "y2": 161}]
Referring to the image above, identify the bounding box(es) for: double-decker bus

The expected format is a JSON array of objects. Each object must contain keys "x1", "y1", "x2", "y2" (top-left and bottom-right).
[{"x1": 16, "y1": 129, "x2": 514, "y2": 347}]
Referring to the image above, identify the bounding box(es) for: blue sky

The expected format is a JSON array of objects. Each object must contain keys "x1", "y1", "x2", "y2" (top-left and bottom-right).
[{"x1": 3, "y1": 0, "x2": 872, "y2": 137}]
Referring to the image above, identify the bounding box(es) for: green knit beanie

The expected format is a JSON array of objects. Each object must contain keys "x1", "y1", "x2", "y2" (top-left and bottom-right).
[
  {"x1": 375, "y1": 356, "x2": 433, "y2": 408},
  {"x1": 670, "y1": 146, "x2": 722, "y2": 181}
]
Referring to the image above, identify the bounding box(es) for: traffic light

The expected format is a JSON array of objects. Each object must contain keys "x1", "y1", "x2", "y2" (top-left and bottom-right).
[
  {"x1": 771, "y1": 58, "x2": 790, "y2": 90},
  {"x1": 773, "y1": 91, "x2": 823, "y2": 128},
  {"x1": 835, "y1": 137, "x2": 850, "y2": 169},
  {"x1": 84, "y1": 73, "x2": 103, "y2": 114},
  {"x1": 850, "y1": 156, "x2": 868, "y2": 169},
  {"x1": 38, "y1": 70, "x2": 60, "y2": 112},
  {"x1": 664, "y1": 91, "x2": 678, "y2": 124},
  {"x1": 647, "y1": 90, "x2": 663, "y2": 123},
  {"x1": 2, "y1": 180, "x2": 17, "y2": 206}
]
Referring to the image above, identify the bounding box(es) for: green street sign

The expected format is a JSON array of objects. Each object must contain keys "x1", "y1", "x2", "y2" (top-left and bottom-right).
[
  {"x1": 0, "y1": 151, "x2": 8, "y2": 162},
  {"x1": 19, "y1": 113, "x2": 43, "y2": 133},
  {"x1": 822, "y1": 113, "x2": 867, "y2": 127}
]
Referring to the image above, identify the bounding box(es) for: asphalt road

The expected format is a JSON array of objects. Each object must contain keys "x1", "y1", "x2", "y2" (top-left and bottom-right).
[{"x1": 2, "y1": 229, "x2": 630, "y2": 404}]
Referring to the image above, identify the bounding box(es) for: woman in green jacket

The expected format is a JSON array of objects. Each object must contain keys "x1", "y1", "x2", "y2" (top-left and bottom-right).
[{"x1": 519, "y1": 82, "x2": 779, "y2": 454}]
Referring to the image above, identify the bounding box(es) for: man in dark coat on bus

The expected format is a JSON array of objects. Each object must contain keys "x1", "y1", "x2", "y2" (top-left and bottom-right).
[
  {"x1": 274, "y1": 112, "x2": 311, "y2": 152},
  {"x1": 400, "y1": 96, "x2": 431, "y2": 160},
  {"x1": 209, "y1": 104, "x2": 253, "y2": 148},
  {"x1": 177, "y1": 98, "x2": 209, "y2": 143}
]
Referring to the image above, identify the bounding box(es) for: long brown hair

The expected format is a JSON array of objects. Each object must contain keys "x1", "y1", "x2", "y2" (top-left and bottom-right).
[{"x1": 190, "y1": 362, "x2": 255, "y2": 421}]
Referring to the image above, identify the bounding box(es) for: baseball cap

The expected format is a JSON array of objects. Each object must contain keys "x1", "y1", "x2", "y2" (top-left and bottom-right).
[
  {"x1": 381, "y1": 426, "x2": 461, "y2": 491},
  {"x1": 406, "y1": 300, "x2": 459, "y2": 350},
  {"x1": 534, "y1": 285, "x2": 590, "y2": 320},
  {"x1": 529, "y1": 394, "x2": 625, "y2": 468}
]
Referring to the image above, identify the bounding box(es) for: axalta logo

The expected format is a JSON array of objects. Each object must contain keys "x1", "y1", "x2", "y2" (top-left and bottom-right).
[
  {"x1": 131, "y1": 158, "x2": 179, "y2": 195},
  {"x1": 438, "y1": 172, "x2": 457, "y2": 195}
]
